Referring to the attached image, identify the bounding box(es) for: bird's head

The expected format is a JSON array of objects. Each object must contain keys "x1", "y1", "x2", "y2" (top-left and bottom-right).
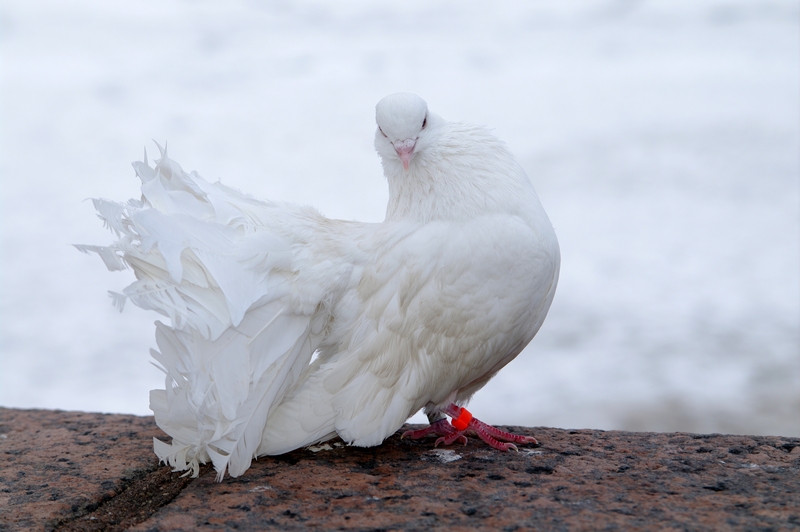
[{"x1": 374, "y1": 93, "x2": 435, "y2": 171}]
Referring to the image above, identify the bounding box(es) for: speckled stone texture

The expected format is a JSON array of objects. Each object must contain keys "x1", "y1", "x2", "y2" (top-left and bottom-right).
[
  {"x1": 0, "y1": 408, "x2": 164, "y2": 530},
  {"x1": 1, "y1": 408, "x2": 798, "y2": 531}
]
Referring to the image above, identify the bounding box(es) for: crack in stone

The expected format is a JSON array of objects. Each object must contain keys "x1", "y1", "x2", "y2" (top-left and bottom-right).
[{"x1": 53, "y1": 464, "x2": 198, "y2": 531}]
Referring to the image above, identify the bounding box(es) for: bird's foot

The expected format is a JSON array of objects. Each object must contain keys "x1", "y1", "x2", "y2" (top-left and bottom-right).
[
  {"x1": 402, "y1": 403, "x2": 537, "y2": 452},
  {"x1": 401, "y1": 418, "x2": 468, "y2": 446}
]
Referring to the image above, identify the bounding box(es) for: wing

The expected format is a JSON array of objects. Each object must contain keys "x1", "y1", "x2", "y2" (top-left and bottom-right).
[
  {"x1": 260, "y1": 214, "x2": 559, "y2": 454},
  {"x1": 78, "y1": 146, "x2": 367, "y2": 479}
]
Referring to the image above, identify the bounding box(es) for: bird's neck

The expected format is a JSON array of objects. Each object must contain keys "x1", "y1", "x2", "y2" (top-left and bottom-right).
[{"x1": 383, "y1": 126, "x2": 540, "y2": 225}]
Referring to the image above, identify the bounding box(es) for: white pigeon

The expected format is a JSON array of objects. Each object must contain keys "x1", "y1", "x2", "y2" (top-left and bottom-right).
[{"x1": 78, "y1": 93, "x2": 560, "y2": 480}]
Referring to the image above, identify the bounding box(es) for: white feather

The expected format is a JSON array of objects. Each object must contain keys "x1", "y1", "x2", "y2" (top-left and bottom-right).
[{"x1": 80, "y1": 93, "x2": 560, "y2": 479}]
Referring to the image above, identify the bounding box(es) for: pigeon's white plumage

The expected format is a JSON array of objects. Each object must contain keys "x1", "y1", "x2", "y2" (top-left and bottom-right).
[{"x1": 79, "y1": 93, "x2": 560, "y2": 480}]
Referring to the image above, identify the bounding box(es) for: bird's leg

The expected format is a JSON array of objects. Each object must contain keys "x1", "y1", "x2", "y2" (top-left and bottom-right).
[
  {"x1": 401, "y1": 411, "x2": 468, "y2": 445},
  {"x1": 445, "y1": 404, "x2": 538, "y2": 451},
  {"x1": 402, "y1": 403, "x2": 537, "y2": 451},
  {"x1": 465, "y1": 419, "x2": 538, "y2": 451}
]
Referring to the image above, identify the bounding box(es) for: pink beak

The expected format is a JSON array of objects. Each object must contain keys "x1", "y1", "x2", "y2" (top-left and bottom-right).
[{"x1": 393, "y1": 139, "x2": 416, "y2": 170}]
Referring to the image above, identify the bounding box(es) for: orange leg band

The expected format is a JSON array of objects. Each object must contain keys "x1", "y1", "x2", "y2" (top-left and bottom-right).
[{"x1": 450, "y1": 407, "x2": 473, "y2": 431}]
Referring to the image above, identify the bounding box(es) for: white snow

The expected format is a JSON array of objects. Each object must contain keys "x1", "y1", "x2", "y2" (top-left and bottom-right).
[{"x1": 1, "y1": 0, "x2": 797, "y2": 437}]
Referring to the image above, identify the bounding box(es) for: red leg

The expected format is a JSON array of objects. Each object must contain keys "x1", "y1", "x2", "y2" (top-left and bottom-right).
[
  {"x1": 402, "y1": 418, "x2": 468, "y2": 446},
  {"x1": 403, "y1": 404, "x2": 537, "y2": 451},
  {"x1": 471, "y1": 419, "x2": 538, "y2": 445},
  {"x1": 466, "y1": 417, "x2": 537, "y2": 451}
]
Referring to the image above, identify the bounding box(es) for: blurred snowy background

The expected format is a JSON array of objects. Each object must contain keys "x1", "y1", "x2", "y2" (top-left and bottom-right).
[{"x1": 1, "y1": 0, "x2": 798, "y2": 437}]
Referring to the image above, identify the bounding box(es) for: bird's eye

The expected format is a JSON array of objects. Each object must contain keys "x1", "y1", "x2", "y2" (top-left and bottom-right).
[
  {"x1": 422, "y1": 116, "x2": 427, "y2": 129},
  {"x1": 379, "y1": 127, "x2": 387, "y2": 138}
]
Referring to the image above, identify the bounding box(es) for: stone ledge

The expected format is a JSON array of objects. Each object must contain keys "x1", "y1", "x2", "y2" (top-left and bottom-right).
[{"x1": 1, "y1": 407, "x2": 798, "y2": 531}]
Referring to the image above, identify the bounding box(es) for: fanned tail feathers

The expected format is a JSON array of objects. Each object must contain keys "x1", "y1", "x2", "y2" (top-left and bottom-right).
[{"x1": 79, "y1": 146, "x2": 324, "y2": 480}]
